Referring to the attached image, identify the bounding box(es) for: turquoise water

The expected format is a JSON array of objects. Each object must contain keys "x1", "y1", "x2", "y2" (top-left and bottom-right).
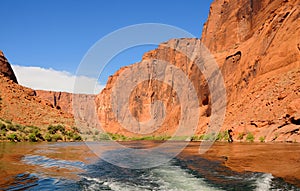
[{"x1": 0, "y1": 142, "x2": 299, "y2": 191}]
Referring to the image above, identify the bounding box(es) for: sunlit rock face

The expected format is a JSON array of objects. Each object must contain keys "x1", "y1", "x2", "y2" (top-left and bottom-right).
[{"x1": 96, "y1": 0, "x2": 300, "y2": 142}]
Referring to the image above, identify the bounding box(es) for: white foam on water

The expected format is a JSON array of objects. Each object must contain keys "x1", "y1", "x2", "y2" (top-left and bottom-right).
[
  {"x1": 81, "y1": 161, "x2": 222, "y2": 191},
  {"x1": 81, "y1": 176, "x2": 104, "y2": 184},
  {"x1": 254, "y1": 173, "x2": 273, "y2": 191},
  {"x1": 81, "y1": 176, "x2": 145, "y2": 191},
  {"x1": 150, "y1": 162, "x2": 223, "y2": 191}
]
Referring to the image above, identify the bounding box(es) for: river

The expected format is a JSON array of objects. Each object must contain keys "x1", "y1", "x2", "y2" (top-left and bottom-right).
[{"x1": 0, "y1": 141, "x2": 299, "y2": 191}]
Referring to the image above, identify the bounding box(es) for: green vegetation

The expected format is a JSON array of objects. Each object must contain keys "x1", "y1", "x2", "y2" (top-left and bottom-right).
[
  {"x1": 28, "y1": 133, "x2": 38, "y2": 142},
  {"x1": 130, "y1": 135, "x2": 172, "y2": 141},
  {"x1": 73, "y1": 134, "x2": 82, "y2": 141},
  {"x1": 7, "y1": 133, "x2": 19, "y2": 142},
  {"x1": 259, "y1": 136, "x2": 266, "y2": 143},
  {"x1": 107, "y1": 133, "x2": 127, "y2": 141},
  {"x1": 0, "y1": 118, "x2": 269, "y2": 144},
  {"x1": 273, "y1": 133, "x2": 279, "y2": 141},
  {"x1": 191, "y1": 131, "x2": 231, "y2": 142},
  {"x1": 98, "y1": 133, "x2": 110, "y2": 140},
  {"x1": 246, "y1": 132, "x2": 255, "y2": 142},
  {"x1": 170, "y1": 136, "x2": 189, "y2": 141},
  {"x1": 104, "y1": 133, "x2": 171, "y2": 141},
  {"x1": 48, "y1": 124, "x2": 65, "y2": 134},
  {"x1": 87, "y1": 132, "x2": 173, "y2": 141},
  {"x1": 237, "y1": 133, "x2": 245, "y2": 141},
  {"x1": 44, "y1": 133, "x2": 52, "y2": 142},
  {"x1": 0, "y1": 119, "x2": 82, "y2": 142},
  {"x1": 51, "y1": 134, "x2": 63, "y2": 142},
  {"x1": 216, "y1": 131, "x2": 230, "y2": 141},
  {"x1": 44, "y1": 125, "x2": 82, "y2": 142}
]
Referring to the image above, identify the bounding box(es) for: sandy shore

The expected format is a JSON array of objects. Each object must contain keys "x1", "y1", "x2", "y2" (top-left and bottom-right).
[{"x1": 185, "y1": 142, "x2": 300, "y2": 187}]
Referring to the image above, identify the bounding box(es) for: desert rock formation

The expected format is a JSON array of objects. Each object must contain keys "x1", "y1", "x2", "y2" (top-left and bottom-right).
[
  {"x1": 202, "y1": 0, "x2": 300, "y2": 142},
  {"x1": 36, "y1": 90, "x2": 100, "y2": 131},
  {"x1": 0, "y1": 52, "x2": 74, "y2": 129},
  {"x1": 0, "y1": 51, "x2": 18, "y2": 84},
  {"x1": 96, "y1": 0, "x2": 300, "y2": 142}
]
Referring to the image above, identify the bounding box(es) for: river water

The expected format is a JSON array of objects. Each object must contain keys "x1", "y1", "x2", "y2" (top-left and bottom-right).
[{"x1": 0, "y1": 141, "x2": 299, "y2": 191}]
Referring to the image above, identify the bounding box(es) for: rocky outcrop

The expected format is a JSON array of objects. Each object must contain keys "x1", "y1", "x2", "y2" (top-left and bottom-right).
[
  {"x1": 36, "y1": 90, "x2": 100, "y2": 131},
  {"x1": 96, "y1": 0, "x2": 300, "y2": 142},
  {"x1": 0, "y1": 52, "x2": 74, "y2": 129},
  {"x1": 0, "y1": 51, "x2": 99, "y2": 133},
  {"x1": 0, "y1": 73, "x2": 74, "y2": 128},
  {"x1": 201, "y1": 0, "x2": 300, "y2": 142},
  {"x1": 36, "y1": 90, "x2": 74, "y2": 114},
  {"x1": 0, "y1": 51, "x2": 18, "y2": 83},
  {"x1": 96, "y1": 39, "x2": 209, "y2": 136}
]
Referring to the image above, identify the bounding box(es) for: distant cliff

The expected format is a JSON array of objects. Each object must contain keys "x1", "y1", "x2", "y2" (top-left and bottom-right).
[{"x1": 36, "y1": 90, "x2": 100, "y2": 131}]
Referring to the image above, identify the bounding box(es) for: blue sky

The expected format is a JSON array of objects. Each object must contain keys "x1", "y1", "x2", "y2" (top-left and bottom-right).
[{"x1": 0, "y1": 0, "x2": 213, "y2": 93}]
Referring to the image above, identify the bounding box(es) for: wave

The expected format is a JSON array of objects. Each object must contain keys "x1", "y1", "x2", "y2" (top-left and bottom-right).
[{"x1": 22, "y1": 154, "x2": 86, "y2": 170}]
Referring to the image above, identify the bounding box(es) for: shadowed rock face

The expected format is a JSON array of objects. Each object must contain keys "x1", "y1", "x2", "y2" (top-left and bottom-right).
[
  {"x1": 0, "y1": 51, "x2": 18, "y2": 83},
  {"x1": 36, "y1": 90, "x2": 100, "y2": 131},
  {"x1": 36, "y1": 90, "x2": 75, "y2": 114},
  {"x1": 96, "y1": 0, "x2": 300, "y2": 142}
]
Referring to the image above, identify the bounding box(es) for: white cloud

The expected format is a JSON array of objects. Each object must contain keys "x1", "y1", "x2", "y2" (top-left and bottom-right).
[{"x1": 11, "y1": 65, "x2": 104, "y2": 94}]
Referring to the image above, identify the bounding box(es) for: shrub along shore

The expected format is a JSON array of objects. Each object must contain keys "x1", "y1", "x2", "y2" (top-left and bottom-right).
[
  {"x1": 89, "y1": 130, "x2": 256, "y2": 142},
  {"x1": 0, "y1": 119, "x2": 82, "y2": 142},
  {"x1": 0, "y1": 118, "x2": 263, "y2": 143}
]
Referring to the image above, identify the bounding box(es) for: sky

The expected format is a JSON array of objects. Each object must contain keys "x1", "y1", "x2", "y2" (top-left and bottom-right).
[{"x1": 0, "y1": 0, "x2": 213, "y2": 94}]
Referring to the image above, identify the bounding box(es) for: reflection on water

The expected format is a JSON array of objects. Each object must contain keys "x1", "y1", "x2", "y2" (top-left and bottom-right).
[{"x1": 0, "y1": 142, "x2": 299, "y2": 191}]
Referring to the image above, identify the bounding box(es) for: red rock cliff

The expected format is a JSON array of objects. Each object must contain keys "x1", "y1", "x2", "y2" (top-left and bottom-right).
[
  {"x1": 0, "y1": 50, "x2": 18, "y2": 83},
  {"x1": 96, "y1": 39, "x2": 211, "y2": 136},
  {"x1": 36, "y1": 90, "x2": 100, "y2": 131},
  {"x1": 201, "y1": 0, "x2": 300, "y2": 142},
  {"x1": 0, "y1": 51, "x2": 75, "y2": 129},
  {"x1": 96, "y1": 0, "x2": 300, "y2": 142}
]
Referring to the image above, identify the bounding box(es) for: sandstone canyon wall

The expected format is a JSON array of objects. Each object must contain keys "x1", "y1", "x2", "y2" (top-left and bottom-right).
[
  {"x1": 201, "y1": 0, "x2": 300, "y2": 142},
  {"x1": 36, "y1": 90, "x2": 100, "y2": 131},
  {"x1": 0, "y1": 51, "x2": 100, "y2": 134},
  {"x1": 0, "y1": 52, "x2": 74, "y2": 129},
  {"x1": 96, "y1": 39, "x2": 213, "y2": 137},
  {"x1": 96, "y1": 0, "x2": 300, "y2": 142}
]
